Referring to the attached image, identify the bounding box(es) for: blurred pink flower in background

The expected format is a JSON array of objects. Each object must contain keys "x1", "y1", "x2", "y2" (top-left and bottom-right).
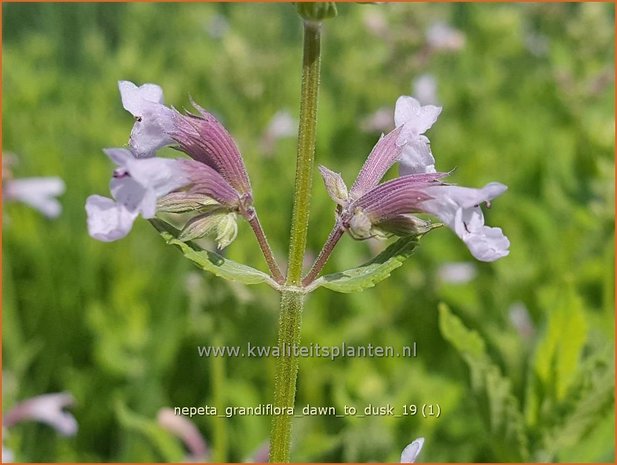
[
  {"x1": 3, "y1": 153, "x2": 65, "y2": 219},
  {"x1": 426, "y1": 22, "x2": 465, "y2": 51},
  {"x1": 157, "y1": 408, "x2": 209, "y2": 462},
  {"x1": 4, "y1": 392, "x2": 78, "y2": 436}
]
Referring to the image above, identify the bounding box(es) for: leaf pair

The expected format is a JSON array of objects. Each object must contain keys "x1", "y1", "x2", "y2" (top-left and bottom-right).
[{"x1": 150, "y1": 219, "x2": 423, "y2": 294}]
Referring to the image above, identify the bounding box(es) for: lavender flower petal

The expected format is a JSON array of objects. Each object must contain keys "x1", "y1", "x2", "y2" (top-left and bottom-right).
[
  {"x1": 401, "y1": 437, "x2": 424, "y2": 463},
  {"x1": 118, "y1": 81, "x2": 174, "y2": 158},
  {"x1": 395, "y1": 96, "x2": 442, "y2": 175},
  {"x1": 107, "y1": 150, "x2": 189, "y2": 219},
  {"x1": 86, "y1": 195, "x2": 138, "y2": 242},
  {"x1": 422, "y1": 182, "x2": 510, "y2": 261}
]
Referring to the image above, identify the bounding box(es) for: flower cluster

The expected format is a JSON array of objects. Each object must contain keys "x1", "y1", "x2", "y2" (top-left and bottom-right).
[
  {"x1": 86, "y1": 81, "x2": 254, "y2": 248},
  {"x1": 319, "y1": 96, "x2": 509, "y2": 262}
]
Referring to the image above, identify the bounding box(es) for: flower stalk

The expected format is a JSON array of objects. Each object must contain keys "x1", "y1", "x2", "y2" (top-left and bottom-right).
[
  {"x1": 269, "y1": 19, "x2": 322, "y2": 463},
  {"x1": 245, "y1": 212, "x2": 285, "y2": 284},
  {"x1": 302, "y1": 222, "x2": 344, "y2": 286}
]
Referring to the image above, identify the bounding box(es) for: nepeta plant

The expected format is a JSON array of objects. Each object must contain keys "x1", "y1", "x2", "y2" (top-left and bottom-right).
[{"x1": 85, "y1": 4, "x2": 508, "y2": 462}]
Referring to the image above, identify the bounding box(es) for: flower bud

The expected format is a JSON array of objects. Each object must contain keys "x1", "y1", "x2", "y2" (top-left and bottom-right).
[
  {"x1": 296, "y1": 2, "x2": 337, "y2": 22},
  {"x1": 180, "y1": 211, "x2": 238, "y2": 249},
  {"x1": 318, "y1": 165, "x2": 349, "y2": 206},
  {"x1": 347, "y1": 208, "x2": 373, "y2": 240},
  {"x1": 156, "y1": 192, "x2": 220, "y2": 214}
]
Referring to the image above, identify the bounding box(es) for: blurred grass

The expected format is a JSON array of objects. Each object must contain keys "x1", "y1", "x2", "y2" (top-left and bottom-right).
[{"x1": 2, "y1": 3, "x2": 614, "y2": 462}]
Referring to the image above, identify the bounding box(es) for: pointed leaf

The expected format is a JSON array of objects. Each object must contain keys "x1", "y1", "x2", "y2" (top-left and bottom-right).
[
  {"x1": 438, "y1": 304, "x2": 529, "y2": 461},
  {"x1": 114, "y1": 399, "x2": 185, "y2": 462},
  {"x1": 536, "y1": 348, "x2": 614, "y2": 460},
  {"x1": 308, "y1": 235, "x2": 419, "y2": 293},
  {"x1": 526, "y1": 284, "x2": 588, "y2": 428},
  {"x1": 150, "y1": 219, "x2": 278, "y2": 289}
]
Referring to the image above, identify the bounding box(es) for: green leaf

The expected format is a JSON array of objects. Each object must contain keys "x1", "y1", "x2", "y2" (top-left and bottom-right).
[
  {"x1": 150, "y1": 219, "x2": 278, "y2": 289},
  {"x1": 114, "y1": 399, "x2": 185, "y2": 462},
  {"x1": 438, "y1": 304, "x2": 529, "y2": 461},
  {"x1": 525, "y1": 284, "x2": 588, "y2": 428},
  {"x1": 308, "y1": 235, "x2": 419, "y2": 293},
  {"x1": 536, "y1": 348, "x2": 614, "y2": 461}
]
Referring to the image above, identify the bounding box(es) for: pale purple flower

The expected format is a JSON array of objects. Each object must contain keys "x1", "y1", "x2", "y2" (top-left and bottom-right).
[
  {"x1": 319, "y1": 96, "x2": 509, "y2": 262},
  {"x1": 401, "y1": 437, "x2": 424, "y2": 463},
  {"x1": 422, "y1": 182, "x2": 510, "y2": 261},
  {"x1": 4, "y1": 393, "x2": 77, "y2": 436},
  {"x1": 88, "y1": 81, "x2": 256, "y2": 248},
  {"x1": 438, "y1": 261, "x2": 477, "y2": 284},
  {"x1": 508, "y1": 302, "x2": 535, "y2": 340},
  {"x1": 413, "y1": 74, "x2": 439, "y2": 106},
  {"x1": 86, "y1": 148, "x2": 189, "y2": 241},
  {"x1": 261, "y1": 110, "x2": 297, "y2": 156},
  {"x1": 395, "y1": 96, "x2": 442, "y2": 175},
  {"x1": 4, "y1": 177, "x2": 65, "y2": 218},
  {"x1": 157, "y1": 408, "x2": 209, "y2": 462},
  {"x1": 119, "y1": 80, "x2": 174, "y2": 158},
  {"x1": 426, "y1": 22, "x2": 465, "y2": 51},
  {"x1": 360, "y1": 107, "x2": 394, "y2": 134},
  {"x1": 266, "y1": 110, "x2": 297, "y2": 140},
  {"x1": 247, "y1": 441, "x2": 269, "y2": 463}
]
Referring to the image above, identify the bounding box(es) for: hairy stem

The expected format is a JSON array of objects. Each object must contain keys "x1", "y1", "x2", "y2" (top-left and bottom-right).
[
  {"x1": 286, "y1": 20, "x2": 321, "y2": 286},
  {"x1": 302, "y1": 222, "x2": 344, "y2": 286},
  {"x1": 247, "y1": 212, "x2": 285, "y2": 283},
  {"x1": 269, "y1": 20, "x2": 322, "y2": 463},
  {"x1": 269, "y1": 289, "x2": 304, "y2": 462}
]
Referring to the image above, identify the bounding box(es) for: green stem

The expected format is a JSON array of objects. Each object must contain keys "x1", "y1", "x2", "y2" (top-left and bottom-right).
[
  {"x1": 286, "y1": 20, "x2": 322, "y2": 286},
  {"x1": 269, "y1": 289, "x2": 304, "y2": 462},
  {"x1": 269, "y1": 20, "x2": 322, "y2": 463}
]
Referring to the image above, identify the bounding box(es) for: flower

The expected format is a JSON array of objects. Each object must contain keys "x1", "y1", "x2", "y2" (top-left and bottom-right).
[
  {"x1": 260, "y1": 110, "x2": 297, "y2": 156},
  {"x1": 395, "y1": 96, "x2": 441, "y2": 175},
  {"x1": 86, "y1": 148, "x2": 189, "y2": 241},
  {"x1": 157, "y1": 408, "x2": 209, "y2": 462},
  {"x1": 400, "y1": 437, "x2": 424, "y2": 463},
  {"x1": 318, "y1": 96, "x2": 509, "y2": 262},
  {"x1": 4, "y1": 177, "x2": 66, "y2": 218},
  {"x1": 119, "y1": 80, "x2": 174, "y2": 158},
  {"x1": 3, "y1": 152, "x2": 65, "y2": 218},
  {"x1": 87, "y1": 81, "x2": 256, "y2": 249},
  {"x1": 437, "y1": 261, "x2": 477, "y2": 284},
  {"x1": 426, "y1": 22, "x2": 466, "y2": 51},
  {"x1": 413, "y1": 74, "x2": 439, "y2": 106},
  {"x1": 421, "y1": 182, "x2": 510, "y2": 261},
  {"x1": 4, "y1": 393, "x2": 78, "y2": 436}
]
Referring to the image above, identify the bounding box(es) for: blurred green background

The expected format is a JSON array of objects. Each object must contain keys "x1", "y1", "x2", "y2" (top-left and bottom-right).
[{"x1": 2, "y1": 2, "x2": 614, "y2": 462}]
